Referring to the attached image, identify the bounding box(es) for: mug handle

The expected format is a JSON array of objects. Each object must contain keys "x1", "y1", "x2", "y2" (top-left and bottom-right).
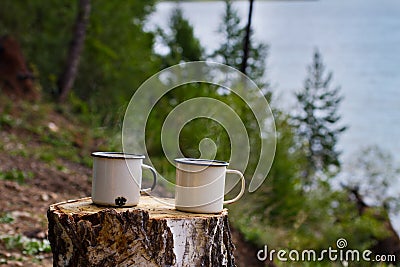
[
  {"x1": 141, "y1": 164, "x2": 157, "y2": 193},
  {"x1": 223, "y1": 169, "x2": 245, "y2": 205}
]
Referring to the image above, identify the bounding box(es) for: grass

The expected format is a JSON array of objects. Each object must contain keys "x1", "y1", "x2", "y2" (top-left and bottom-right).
[
  {"x1": 0, "y1": 96, "x2": 113, "y2": 167},
  {"x1": 0, "y1": 212, "x2": 14, "y2": 224},
  {"x1": 0, "y1": 114, "x2": 15, "y2": 128},
  {"x1": 0, "y1": 97, "x2": 126, "y2": 265},
  {"x1": 0, "y1": 169, "x2": 33, "y2": 184},
  {"x1": 0, "y1": 234, "x2": 51, "y2": 256}
]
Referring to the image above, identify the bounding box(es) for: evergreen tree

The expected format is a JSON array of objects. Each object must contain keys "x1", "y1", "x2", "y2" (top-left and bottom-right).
[
  {"x1": 157, "y1": 7, "x2": 204, "y2": 68},
  {"x1": 147, "y1": 7, "x2": 220, "y2": 164},
  {"x1": 293, "y1": 49, "x2": 347, "y2": 185},
  {"x1": 212, "y1": 0, "x2": 243, "y2": 69},
  {"x1": 211, "y1": 0, "x2": 268, "y2": 87}
]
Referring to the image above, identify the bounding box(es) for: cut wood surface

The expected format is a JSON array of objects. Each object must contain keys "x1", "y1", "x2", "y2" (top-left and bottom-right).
[{"x1": 47, "y1": 196, "x2": 236, "y2": 267}]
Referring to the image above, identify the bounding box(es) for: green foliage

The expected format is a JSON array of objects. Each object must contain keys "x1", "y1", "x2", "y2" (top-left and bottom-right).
[
  {"x1": 1, "y1": 234, "x2": 51, "y2": 255},
  {"x1": 0, "y1": 0, "x2": 159, "y2": 126},
  {"x1": 147, "y1": 7, "x2": 215, "y2": 177},
  {"x1": 229, "y1": 112, "x2": 390, "y2": 258},
  {"x1": 229, "y1": 112, "x2": 306, "y2": 247},
  {"x1": 1, "y1": 1, "x2": 395, "y2": 261},
  {"x1": 66, "y1": 91, "x2": 91, "y2": 122},
  {"x1": 287, "y1": 185, "x2": 389, "y2": 252},
  {"x1": 75, "y1": 0, "x2": 160, "y2": 125},
  {"x1": 211, "y1": 0, "x2": 268, "y2": 88},
  {"x1": 212, "y1": 0, "x2": 243, "y2": 67},
  {"x1": 203, "y1": 0, "x2": 273, "y2": 179},
  {"x1": 0, "y1": 169, "x2": 33, "y2": 184},
  {"x1": 233, "y1": 179, "x2": 391, "y2": 260},
  {"x1": 0, "y1": 114, "x2": 15, "y2": 129},
  {"x1": 0, "y1": 99, "x2": 98, "y2": 167},
  {"x1": 145, "y1": 82, "x2": 225, "y2": 181},
  {"x1": 293, "y1": 49, "x2": 347, "y2": 185},
  {"x1": 0, "y1": 1, "x2": 77, "y2": 94},
  {"x1": 157, "y1": 7, "x2": 204, "y2": 67},
  {"x1": 0, "y1": 213, "x2": 14, "y2": 224}
]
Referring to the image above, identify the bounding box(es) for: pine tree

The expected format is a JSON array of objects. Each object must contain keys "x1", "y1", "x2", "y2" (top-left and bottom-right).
[
  {"x1": 294, "y1": 49, "x2": 347, "y2": 185},
  {"x1": 147, "y1": 7, "x2": 217, "y2": 161},
  {"x1": 212, "y1": 0, "x2": 243, "y2": 68},
  {"x1": 211, "y1": 0, "x2": 267, "y2": 87},
  {"x1": 157, "y1": 7, "x2": 204, "y2": 68}
]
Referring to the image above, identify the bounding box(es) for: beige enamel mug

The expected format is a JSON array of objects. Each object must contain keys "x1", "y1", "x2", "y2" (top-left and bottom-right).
[
  {"x1": 91, "y1": 152, "x2": 156, "y2": 207},
  {"x1": 174, "y1": 158, "x2": 245, "y2": 213}
]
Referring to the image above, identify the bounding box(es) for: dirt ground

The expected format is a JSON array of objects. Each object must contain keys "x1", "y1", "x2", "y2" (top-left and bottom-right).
[
  {"x1": 0, "y1": 150, "x2": 92, "y2": 266},
  {"x1": 0, "y1": 110, "x2": 264, "y2": 266}
]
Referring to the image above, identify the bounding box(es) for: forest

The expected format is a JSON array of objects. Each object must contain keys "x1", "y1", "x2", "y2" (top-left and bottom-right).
[{"x1": 0, "y1": 0, "x2": 399, "y2": 266}]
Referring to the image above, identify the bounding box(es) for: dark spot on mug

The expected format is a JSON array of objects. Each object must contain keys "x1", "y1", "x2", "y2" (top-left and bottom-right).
[{"x1": 115, "y1": 197, "x2": 127, "y2": 207}]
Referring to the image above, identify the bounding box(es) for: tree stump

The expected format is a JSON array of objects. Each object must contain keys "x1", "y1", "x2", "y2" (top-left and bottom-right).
[{"x1": 47, "y1": 196, "x2": 236, "y2": 267}]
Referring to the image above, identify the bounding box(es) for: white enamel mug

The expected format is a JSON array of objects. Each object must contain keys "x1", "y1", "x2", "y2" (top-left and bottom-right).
[
  {"x1": 91, "y1": 152, "x2": 156, "y2": 207},
  {"x1": 174, "y1": 158, "x2": 245, "y2": 213}
]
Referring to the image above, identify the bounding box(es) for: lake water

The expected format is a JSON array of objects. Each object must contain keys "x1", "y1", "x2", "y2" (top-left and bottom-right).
[
  {"x1": 149, "y1": 0, "x2": 400, "y2": 231},
  {"x1": 149, "y1": 0, "x2": 400, "y2": 161}
]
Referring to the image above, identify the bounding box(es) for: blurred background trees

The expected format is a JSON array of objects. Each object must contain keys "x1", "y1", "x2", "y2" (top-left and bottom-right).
[
  {"x1": 57, "y1": 0, "x2": 91, "y2": 102},
  {"x1": 0, "y1": 0, "x2": 159, "y2": 125},
  {"x1": 156, "y1": 7, "x2": 204, "y2": 67},
  {"x1": 1, "y1": 0, "x2": 398, "y2": 264},
  {"x1": 293, "y1": 49, "x2": 347, "y2": 187},
  {"x1": 211, "y1": 0, "x2": 268, "y2": 88}
]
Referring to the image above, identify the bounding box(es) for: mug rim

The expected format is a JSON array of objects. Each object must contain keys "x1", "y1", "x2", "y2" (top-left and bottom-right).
[
  {"x1": 91, "y1": 152, "x2": 145, "y2": 159},
  {"x1": 174, "y1": 158, "x2": 229, "y2": 167}
]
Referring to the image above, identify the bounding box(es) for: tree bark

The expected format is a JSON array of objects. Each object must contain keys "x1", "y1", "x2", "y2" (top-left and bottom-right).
[
  {"x1": 240, "y1": 0, "x2": 254, "y2": 75},
  {"x1": 57, "y1": 0, "x2": 91, "y2": 102},
  {"x1": 47, "y1": 196, "x2": 236, "y2": 267}
]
